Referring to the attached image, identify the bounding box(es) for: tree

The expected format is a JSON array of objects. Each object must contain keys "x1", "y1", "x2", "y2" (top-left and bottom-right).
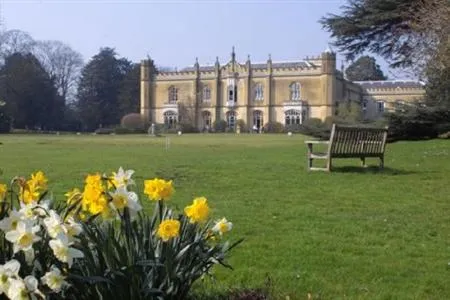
[
  {"x1": 76, "y1": 47, "x2": 132, "y2": 131},
  {"x1": 320, "y1": 0, "x2": 450, "y2": 107},
  {"x1": 0, "y1": 53, "x2": 63, "y2": 130},
  {"x1": 0, "y1": 30, "x2": 35, "y2": 63},
  {"x1": 117, "y1": 63, "x2": 140, "y2": 116},
  {"x1": 345, "y1": 56, "x2": 387, "y2": 81},
  {"x1": 34, "y1": 40, "x2": 84, "y2": 102},
  {"x1": 320, "y1": 0, "x2": 426, "y2": 69}
]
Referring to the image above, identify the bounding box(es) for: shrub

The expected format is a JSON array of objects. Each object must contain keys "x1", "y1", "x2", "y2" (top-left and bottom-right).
[
  {"x1": 94, "y1": 127, "x2": 115, "y2": 134},
  {"x1": 114, "y1": 127, "x2": 146, "y2": 134},
  {"x1": 263, "y1": 122, "x2": 284, "y2": 133},
  {"x1": 0, "y1": 111, "x2": 11, "y2": 133},
  {"x1": 213, "y1": 120, "x2": 227, "y2": 133},
  {"x1": 384, "y1": 105, "x2": 450, "y2": 142},
  {"x1": 120, "y1": 113, "x2": 145, "y2": 130},
  {"x1": 296, "y1": 118, "x2": 331, "y2": 140},
  {"x1": 236, "y1": 119, "x2": 248, "y2": 133},
  {"x1": 0, "y1": 169, "x2": 242, "y2": 300},
  {"x1": 178, "y1": 122, "x2": 199, "y2": 133}
]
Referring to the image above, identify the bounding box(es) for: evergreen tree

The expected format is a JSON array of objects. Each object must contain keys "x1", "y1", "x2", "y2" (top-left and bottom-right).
[
  {"x1": 118, "y1": 63, "x2": 140, "y2": 116},
  {"x1": 345, "y1": 56, "x2": 387, "y2": 81},
  {"x1": 0, "y1": 53, "x2": 62, "y2": 130},
  {"x1": 76, "y1": 48, "x2": 132, "y2": 131}
]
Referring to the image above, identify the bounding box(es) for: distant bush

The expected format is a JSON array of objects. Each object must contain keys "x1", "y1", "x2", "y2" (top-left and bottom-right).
[
  {"x1": 178, "y1": 122, "x2": 199, "y2": 133},
  {"x1": 0, "y1": 112, "x2": 11, "y2": 133},
  {"x1": 385, "y1": 105, "x2": 450, "y2": 142},
  {"x1": 121, "y1": 113, "x2": 145, "y2": 130},
  {"x1": 94, "y1": 127, "x2": 115, "y2": 134},
  {"x1": 236, "y1": 119, "x2": 248, "y2": 133},
  {"x1": 263, "y1": 122, "x2": 284, "y2": 133},
  {"x1": 114, "y1": 127, "x2": 146, "y2": 134},
  {"x1": 213, "y1": 120, "x2": 227, "y2": 133},
  {"x1": 296, "y1": 118, "x2": 331, "y2": 140}
]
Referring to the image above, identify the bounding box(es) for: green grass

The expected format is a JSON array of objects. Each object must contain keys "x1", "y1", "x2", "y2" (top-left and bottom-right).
[{"x1": 0, "y1": 133, "x2": 449, "y2": 299}]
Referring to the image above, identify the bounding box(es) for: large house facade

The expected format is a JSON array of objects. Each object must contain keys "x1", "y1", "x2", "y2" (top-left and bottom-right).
[{"x1": 139, "y1": 48, "x2": 425, "y2": 131}]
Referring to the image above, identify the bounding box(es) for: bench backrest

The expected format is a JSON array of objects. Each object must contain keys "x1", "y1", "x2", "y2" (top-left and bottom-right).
[{"x1": 328, "y1": 124, "x2": 388, "y2": 157}]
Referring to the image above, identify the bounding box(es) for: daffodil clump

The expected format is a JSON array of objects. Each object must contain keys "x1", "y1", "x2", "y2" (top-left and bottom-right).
[
  {"x1": 0, "y1": 168, "x2": 241, "y2": 300},
  {"x1": 0, "y1": 171, "x2": 81, "y2": 300}
]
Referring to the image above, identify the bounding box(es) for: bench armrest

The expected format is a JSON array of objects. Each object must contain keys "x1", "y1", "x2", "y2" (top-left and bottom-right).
[{"x1": 304, "y1": 140, "x2": 330, "y2": 145}]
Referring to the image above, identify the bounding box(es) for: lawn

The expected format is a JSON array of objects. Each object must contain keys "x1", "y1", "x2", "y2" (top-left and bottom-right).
[{"x1": 0, "y1": 133, "x2": 449, "y2": 299}]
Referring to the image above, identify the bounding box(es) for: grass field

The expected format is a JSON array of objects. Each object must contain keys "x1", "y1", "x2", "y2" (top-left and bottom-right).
[{"x1": 0, "y1": 133, "x2": 449, "y2": 299}]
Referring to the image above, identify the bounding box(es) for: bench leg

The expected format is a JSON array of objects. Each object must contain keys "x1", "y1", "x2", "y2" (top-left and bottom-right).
[
  {"x1": 326, "y1": 157, "x2": 332, "y2": 172},
  {"x1": 379, "y1": 156, "x2": 384, "y2": 169},
  {"x1": 360, "y1": 157, "x2": 366, "y2": 167},
  {"x1": 307, "y1": 155, "x2": 313, "y2": 171}
]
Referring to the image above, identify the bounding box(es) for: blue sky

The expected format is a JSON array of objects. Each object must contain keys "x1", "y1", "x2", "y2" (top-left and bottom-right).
[{"x1": 2, "y1": 0, "x2": 395, "y2": 75}]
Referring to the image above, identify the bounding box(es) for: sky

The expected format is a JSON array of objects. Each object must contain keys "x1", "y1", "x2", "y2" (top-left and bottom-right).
[{"x1": 2, "y1": 0, "x2": 396, "y2": 76}]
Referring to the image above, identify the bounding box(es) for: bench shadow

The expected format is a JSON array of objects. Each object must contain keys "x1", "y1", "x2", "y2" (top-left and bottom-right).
[{"x1": 331, "y1": 166, "x2": 416, "y2": 175}]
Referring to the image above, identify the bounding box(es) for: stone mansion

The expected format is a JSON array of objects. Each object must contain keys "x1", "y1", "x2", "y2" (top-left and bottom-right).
[{"x1": 139, "y1": 47, "x2": 425, "y2": 131}]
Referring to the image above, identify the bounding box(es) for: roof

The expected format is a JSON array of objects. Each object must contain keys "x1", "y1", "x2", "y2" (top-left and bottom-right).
[
  {"x1": 354, "y1": 80, "x2": 425, "y2": 89},
  {"x1": 180, "y1": 60, "x2": 312, "y2": 72},
  {"x1": 180, "y1": 65, "x2": 216, "y2": 72}
]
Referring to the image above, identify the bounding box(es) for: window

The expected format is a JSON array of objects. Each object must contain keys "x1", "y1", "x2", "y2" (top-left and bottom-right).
[
  {"x1": 377, "y1": 101, "x2": 385, "y2": 114},
  {"x1": 203, "y1": 86, "x2": 211, "y2": 102},
  {"x1": 289, "y1": 82, "x2": 300, "y2": 101},
  {"x1": 163, "y1": 111, "x2": 178, "y2": 128},
  {"x1": 254, "y1": 83, "x2": 264, "y2": 101},
  {"x1": 168, "y1": 86, "x2": 178, "y2": 104},
  {"x1": 227, "y1": 85, "x2": 238, "y2": 103},
  {"x1": 226, "y1": 111, "x2": 237, "y2": 129},
  {"x1": 285, "y1": 109, "x2": 301, "y2": 125},
  {"x1": 253, "y1": 110, "x2": 263, "y2": 130},
  {"x1": 202, "y1": 111, "x2": 212, "y2": 130}
]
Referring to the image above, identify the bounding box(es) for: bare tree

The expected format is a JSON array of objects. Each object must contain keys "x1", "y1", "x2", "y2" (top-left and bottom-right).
[
  {"x1": 0, "y1": 29, "x2": 35, "y2": 63},
  {"x1": 34, "y1": 40, "x2": 84, "y2": 102}
]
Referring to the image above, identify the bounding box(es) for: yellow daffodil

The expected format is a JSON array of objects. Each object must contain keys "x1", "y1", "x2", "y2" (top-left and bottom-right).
[
  {"x1": 0, "y1": 183, "x2": 7, "y2": 201},
  {"x1": 19, "y1": 181, "x2": 40, "y2": 205},
  {"x1": 157, "y1": 219, "x2": 180, "y2": 242},
  {"x1": 144, "y1": 179, "x2": 174, "y2": 201},
  {"x1": 30, "y1": 171, "x2": 48, "y2": 189},
  {"x1": 184, "y1": 197, "x2": 210, "y2": 223}
]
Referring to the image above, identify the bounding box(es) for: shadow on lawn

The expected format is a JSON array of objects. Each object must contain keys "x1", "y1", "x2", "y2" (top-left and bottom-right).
[{"x1": 331, "y1": 166, "x2": 416, "y2": 175}]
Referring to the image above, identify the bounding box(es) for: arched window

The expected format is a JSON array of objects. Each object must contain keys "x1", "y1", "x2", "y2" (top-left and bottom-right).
[
  {"x1": 253, "y1": 110, "x2": 263, "y2": 130},
  {"x1": 254, "y1": 83, "x2": 264, "y2": 101},
  {"x1": 203, "y1": 86, "x2": 211, "y2": 102},
  {"x1": 164, "y1": 111, "x2": 178, "y2": 128},
  {"x1": 289, "y1": 82, "x2": 300, "y2": 101},
  {"x1": 202, "y1": 111, "x2": 212, "y2": 130},
  {"x1": 226, "y1": 111, "x2": 237, "y2": 129},
  {"x1": 168, "y1": 86, "x2": 178, "y2": 104},
  {"x1": 285, "y1": 109, "x2": 301, "y2": 125}
]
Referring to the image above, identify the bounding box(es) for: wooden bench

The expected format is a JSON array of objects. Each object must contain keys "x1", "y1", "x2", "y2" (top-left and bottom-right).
[{"x1": 305, "y1": 124, "x2": 389, "y2": 171}]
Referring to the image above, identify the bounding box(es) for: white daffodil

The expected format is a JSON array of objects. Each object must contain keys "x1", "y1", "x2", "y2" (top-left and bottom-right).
[
  {"x1": 212, "y1": 218, "x2": 233, "y2": 235},
  {"x1": 112, "y1": 167, "x2": 135, "y2": 187},
  {"x1": 7, "y1": 276, "x2": 39, "y2": 300},
  {"x1": 41, "y1": 266, "x2": 67, "y2": 292},
  {"x1": 0, "y1": 260, "x2": 20, "y2": 295},
  {"x1": 49, "y1": 234, "x2": 84, "y2": 267},
  {"x1": 110, "y1": 186, "x2": 142, "y2": 218},
  {"x1": 5, "y1": 220, "x2": 41, "y2": 253},
  {"x1": 0, "y1": 210, "x2": 24, "y2": 232},
  {"x1": 43, "y1": 210, "x2": 65, "y2": 238},
  {"x1": 64, "y1": 216, "x2": 83, "y2": 242}
]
